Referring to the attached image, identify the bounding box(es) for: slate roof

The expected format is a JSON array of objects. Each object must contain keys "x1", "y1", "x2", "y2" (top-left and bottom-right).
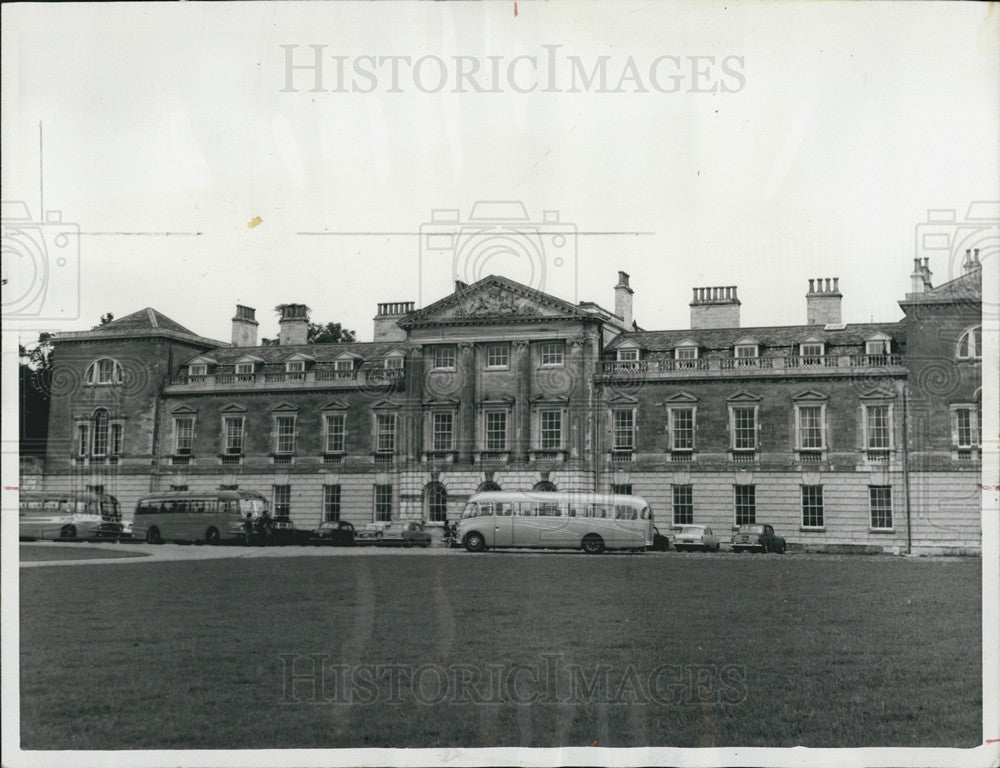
[
  {"x1": 194, "y1": 341, "x2": 412, "y2": 366},
  {"x1": 608, "y1": 322, "x2": 906, "y2": 353},
  {"x1": 94, "y1": 308, "x2": 197, "y2": 335},
  {"x1": 910, "y1": 268, "x2": 982, "y2": 302}
]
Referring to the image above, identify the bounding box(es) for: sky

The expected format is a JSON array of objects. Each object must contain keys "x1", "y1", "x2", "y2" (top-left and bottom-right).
[{"x1": 2, "y1": 1, "x2": 998, "y2": 345}]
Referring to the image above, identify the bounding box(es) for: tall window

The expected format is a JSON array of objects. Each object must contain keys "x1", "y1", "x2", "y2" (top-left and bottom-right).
[
  {"x1": 275, "y1": 416, "x2": 296, "y2": 454},
  {"x1": 273, "y1": 485, "x2": 291, "y2": 516},
  {"x1": 797, "y1": 405, "x2": 825, "y2": 449},
  {"x1": 540, "y1": 342, "x2": 564, "y2": 366},
  {"x1": 85, "y1": 358, "x2": 123, "y2": 385},
  {"x1": 323, "y1": 485, "x2": 341, "y2": 522},
  {"x1": 110, "y1": 423, "x2": 124, "y2": 455},
  {"x1": 731, "y1": 407, "x2": 756, "y2": 450},
  {"x1": 174, "y1": 417, "x2": 194, "y2": 454},
  {"x1": 735, "y1": 485, "x2": 756, "y2": 525},
  {"x1": 955, "y1": 407, "x2": 974, "y2": 448},
  {"x1": 432, "y1": 412, "x2": 454, "y2": 451},
  {"x1": 426, "y1": 483, "x2": 448, "y2": 523},
  {"x1": 801, "y1": 485, "x2": 824, "y2": 528},
  {"x1": 613, "y1": 409, "x2": 635, "y2": 450},
  {"x1": 375, "y1": 413, "x2": 396, "y2": 453},
  {"x1": 957, "y1": 326, "x2": 981, "y2": 359},
  {"x1": 374, "y1": 484, "x2": 393, "y2": 522},
  {"x1": 670, "y1": 408, "x2": 695, "y2": 451},
  {"x1": 76, "y1": 424, "x2": 89, "y2": 456},
  {"x1": 324, "y1": 413, "x2": 345, "y2": 453},
  {"x1": 485, "y1": 411, "x2": 508, "y2": 451},
  {"x1": 540, "y1": 410, "x2": 563, "y2": 449},
  {"x1": 485, "y1": 344, "x2": 509, "y2": 369},
  {"x1": 869, "y1": 486, "x2": 893, "y2": 529},
  {"x1": 224, "y1": 417, "x2": 244, "y2": 454},
  {"x1": 864, "y1": 405, "x2": 891, "y2": 449},
  {"x1": 92, "y1": 409, "x2": 110, "y2": 456},
  {"x1": 673, "y1": 485, "x2": 694, "y2": 525},
  {"x1": 432, "y1": 346, "x2": 457, "y2": 370}
]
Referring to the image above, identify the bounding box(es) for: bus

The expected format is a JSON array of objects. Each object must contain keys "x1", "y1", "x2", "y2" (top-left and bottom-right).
[
  {"x1": 455, "y1": 491, "x2": 654, "y2": 554},
  {"x1": 131, "y1": 490, "x2": 269, "y2": 545},
  {"x1": 19, "y1": 491, "x2": 124, "y2": 541}
]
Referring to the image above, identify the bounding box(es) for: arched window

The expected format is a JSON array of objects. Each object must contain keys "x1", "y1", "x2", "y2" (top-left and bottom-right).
[
  {"x1": 532, "y1": 481, "x2": 557, "y2": 492},
  {"x1": 476, "y1": 480, "x2": 501, "y2": 493},
  {"x1": 84, "y1": 358, "x2": 123, "y2": 385},
  {"x1": 957, "y1": 326, "x2": 981, "y2": 360},
  {"x1": 92, "y1": 409, "x2": 110, "y2": 456},
  {"x1": 424, "y1": 482, "x2": 448, "y2": 523}
]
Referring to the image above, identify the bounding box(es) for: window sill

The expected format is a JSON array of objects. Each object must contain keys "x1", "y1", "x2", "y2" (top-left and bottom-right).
[
  {"x1": 799, "y1": 526, "x2": 826, "y2": 532},
  {"x1": 868, "y1": 527, "x2": 896, "y2": 534},
  {"x1": 530, "y1": 449, "x2": 567, "y2": 463},
  {"x1": 423, "y1": 450, "x2": 458, "y2": 463}
]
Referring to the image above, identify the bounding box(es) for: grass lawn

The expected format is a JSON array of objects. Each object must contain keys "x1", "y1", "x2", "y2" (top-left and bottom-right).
[
  {"x1": 19, "y1": 544, "x2": 150, "y2": 562},
  {"x1": 19, "y1": 553, "x2": 981, "y2": 749}
]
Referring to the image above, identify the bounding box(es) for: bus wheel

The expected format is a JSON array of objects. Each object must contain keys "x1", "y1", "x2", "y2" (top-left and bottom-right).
[
  {"x1": 146, "y1": 527, "x2": 162, "y2": 545},
  {"x1": 205, "y1": 527, "x2": 220, "y2": 545},
  {"x1": 582, "y1": 534, "x2": 605, "y2": 554},
  {"x1": 60, "y1": 525, "x2": 77, "y2": 540},
  {"x1": 464, "y1": 532, "x2": 486, "y2": 553}
]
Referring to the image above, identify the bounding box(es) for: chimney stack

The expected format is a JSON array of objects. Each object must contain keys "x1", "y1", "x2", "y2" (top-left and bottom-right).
[
  {"x1": 806, "y1": 278, "x2": 842, "y2": 325},
  {"x1": 963, "y1": 248, "x2": 982, "y2": 275},
  {"x1": 374, "y1": 301, "x2": 414, "y2": 342},
  {"x1": 690, "y1": 286, "x2": 740, "y2": 329},
  {"x1": 278, "y1": 303, "x2": 310, "y2": 345},
  {"x1": 614, "y1": 271, "x2": 634, "y2": 329},
  {"x1": 231, "y1": 305, "x2": 258, "y2": 347}
]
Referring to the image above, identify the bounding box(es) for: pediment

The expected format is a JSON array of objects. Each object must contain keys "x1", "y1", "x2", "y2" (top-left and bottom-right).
[
  {"x1": 220, "y1": 403, "x2": 248, "y2": 413},
  {"x1": 370, "y1": 398, "x2": 401, "y2": 410},
  {"x1": 857, "y1": 388, "x2": 896, "y2": 400},
  {"x1": 423, "y1": 395, "x2": 461, "y2": 406},
  {"x1": 284, "y1": 352, "x2": 315, "y2": 363},
  {"x1": 270, "y1": 402, "x2": 300, "y2": 413},
  {"x1": 792, "y1": 390, "x2": 828, "y2": 402},
  {"x1": 606, "y1": 392, "x2": 639, "y2": 405},
  {"x1": 727, "y1": 390, "x2": 763, "y2": 403},
  {"x1": 401, "y1": 276, "x2": 589, "y2": 327},
  {"x1": 183, "y1": 354, "x2": 217, "y2": 366},
  {"x1": 530, "y1": 394, "x2": 569, "y2": 404},
  {"x1": 321, "y1": 400, "x2": 350, "y2": 411},
  {"x1": 170, "y1": 404, "x2": 199, "y2": 415},
  {"x1": 664, "y1": 391, "x2": 699, "y2": 403},
  {"x1": 234, "y1": 354, "x2": 264, "y2": 365}
]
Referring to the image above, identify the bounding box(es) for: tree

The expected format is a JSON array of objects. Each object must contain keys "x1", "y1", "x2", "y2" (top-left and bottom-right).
[
  {"x1": 100, "y1": 312, "x2": 115, "y2": 326},
  {"x1": 19, "y1": 333, "x2": 54, "y2": 456}
]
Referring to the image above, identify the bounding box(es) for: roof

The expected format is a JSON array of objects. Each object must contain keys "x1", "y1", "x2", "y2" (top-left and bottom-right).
[
  {"x1": 901, "y1": 268, "x2": 982, "y2": 304},
  {"x1": 94, "y1": 308, "x2": 197, "y2": 335},
  {"x1": 608, "y1": 321, "x2": 906, "y2": 352},
  {"x1": 52, "y1": 307, "x2": 227, "y2": 348},
  {"x1": 197, "y1": 341, "x2": 412, "y2": 365}
]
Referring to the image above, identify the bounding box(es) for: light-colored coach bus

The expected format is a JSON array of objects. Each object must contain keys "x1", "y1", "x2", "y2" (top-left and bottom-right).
[
  {"x1": 19, "y1": 491, "x2": 125, "y2": 541},
  {"x1": 131, "y1": 490, "x2": 269, "y2": 545},
  {"x1": 456, "y1": 491, "x2": 654, "y2": 554}
]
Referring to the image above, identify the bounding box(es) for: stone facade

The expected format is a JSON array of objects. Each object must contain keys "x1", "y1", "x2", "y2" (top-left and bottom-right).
[{"x1": 32, "y1": 264, "x2": 983, "y2": 554}]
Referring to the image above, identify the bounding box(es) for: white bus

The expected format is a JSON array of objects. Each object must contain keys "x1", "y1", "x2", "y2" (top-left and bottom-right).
[
  {"x1": 19, "y1": 491, "x2": 124, "y2": 541},
  {"x1": 456, "y1": 491, "x2": 654, "y2": 554},
  {"x1": 131, "y1": 490, "x2": 269, "y2": 545}
]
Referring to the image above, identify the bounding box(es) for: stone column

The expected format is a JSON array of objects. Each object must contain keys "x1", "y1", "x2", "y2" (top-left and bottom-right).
[
  {"x1": 404, "y1": 346, "x2": 424, "y2": 462},
  {"x1": 567, "y1": 337, "x2": 587, "y2": 461},
  {"x1": 513, "y1": 340, "x2": 531, "y2": 464},
  {"x1": 457, "y1": 343, "x2": 476, "y2": 463}
]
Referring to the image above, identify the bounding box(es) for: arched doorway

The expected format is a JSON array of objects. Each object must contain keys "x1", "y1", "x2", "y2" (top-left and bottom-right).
[
  {"x1": 424, "y1": 482, "x2": 448, "y2": 523},
  {"x1": 532, "y1": 480, "x2": 557, "y2": 492}
]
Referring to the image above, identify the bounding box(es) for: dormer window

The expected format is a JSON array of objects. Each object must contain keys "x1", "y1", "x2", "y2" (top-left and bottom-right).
[
  {"x1": 286, "y1": 361, "x2": 305, "y2": 373},
  {"x1": 957, "y1": 326, "x2": 981, "y2": 360},
  {"x1": 384, "y1": 356, "x2": 404, "y2": 370},
  {"x1": 335, "y1": 359, "x2": 354, "y2": 371},
  {"x1": 675, "y1": 347, "x2": 698, "y2": 360},
  {"x1": 617, "y1": 348, "x2": 639, "y2": 362},
  {"x1": 235, "y1": 362, "x2": 255, "y2": 375},
  {"x1": 799, "y1": 342, "x2": 825, "y2": 364},
  {"x1": 188, "y1": 364, "x2": 208, "y2": 377},
  {"x1": 84, "y1": 358, "x2": 123, "y2": 386},
  {"x1": 865, "y1": 340, "x2": 889, "y2": 356}
]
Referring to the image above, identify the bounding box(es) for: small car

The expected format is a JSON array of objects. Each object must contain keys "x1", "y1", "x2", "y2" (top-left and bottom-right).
[
  {"x1": 377, "y1": 521, "x2": 433, "y2": 547},
  {"x1": 354, "y1": 522, "x2": 387, "y2": 545},
  {"x1": 650, "y1": 526, "x2": 672, "y2": 551},
  {"x1": 673, "y1": 524, "x2": 720, "y2": 552},
  {"x1": 731, "y1": 523, "x2": 786, "y2": 554},
  {"x1": 268, "y1": 515, "x2": 301, "y2": 546},
  {"x1": 308, "y1": 520, "x2": 355, "y2": 546}
]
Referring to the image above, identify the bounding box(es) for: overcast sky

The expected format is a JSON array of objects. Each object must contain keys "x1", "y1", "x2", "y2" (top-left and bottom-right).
[{"x1": 2, "y1": 1, "x2": 998, "y2": 345}]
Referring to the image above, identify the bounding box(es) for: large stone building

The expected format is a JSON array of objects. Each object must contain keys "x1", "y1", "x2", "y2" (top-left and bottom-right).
[{"x1": 31, "y1": 253, "x2": 983, "y2": 553}]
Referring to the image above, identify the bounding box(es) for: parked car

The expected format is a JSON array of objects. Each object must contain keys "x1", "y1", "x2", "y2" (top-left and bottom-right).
[
  {"x1": 268, "y1": 515, "x2": 304, "y2": 546},
  {"x1": 354, "y1": 522, "x2": 387, "y2": 545},
  {"x1": 377, "y1": 521, "x2": 432, "y2": 547},
  {"x1": 650, "y1": 526, "x2": 672, "y2": 551},
  {"x1": 731, "y1": 523, "x2": 786, "y2": 553},
  {"x1": 308, "y1": 520, "x2": 355, "y2": 547},
  {"x1": 673, "y1": 524, "x2": 720, "y2": 552}
]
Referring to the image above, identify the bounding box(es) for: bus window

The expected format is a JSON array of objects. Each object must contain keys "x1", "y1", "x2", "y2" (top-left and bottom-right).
[
  {"x1": 462, "y1": 503, "x2": 477, "y2": 518},
  {"x1": 496, "y1": 502, "x2": 514, "y2": 516},
  {"x1": 239, "y1": 498, "x2": 266, "y2": 516},
  {"x1": 479, "y1": 503, "x2": 495, "y2": 516},
  {"x1": 538, "y1": 502, "x2": 561, "y2": 517},
  {"x1": 519, "y1": 504, "x2": 536, "y2": 517},
  {"x1": 640, "y1": 507, "x2": 651, "y2": 520},
  {"x1": 160, "y1": 502, "x2": 173, "y2": 515}
]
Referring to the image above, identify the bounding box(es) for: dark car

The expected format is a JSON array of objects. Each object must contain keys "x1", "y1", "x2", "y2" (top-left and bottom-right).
[
  {"x1": 268, "y1": 515, "x2": 302, "y2": 545},
  {"x1": 309, "y1": 520, "x2": 355, "y2": 546},
  {"x1": 731, "y1": 523, "x2": 786, "y2": 553},
  {"x1": 650, "y1": 526, "x2": 672, "y2": 551}
]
